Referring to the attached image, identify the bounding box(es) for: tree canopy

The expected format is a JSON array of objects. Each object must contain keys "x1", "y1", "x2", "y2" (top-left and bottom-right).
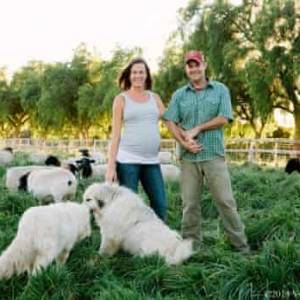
[{"x1": 0, "y1": 0, "x2": 298, "y2": 139}]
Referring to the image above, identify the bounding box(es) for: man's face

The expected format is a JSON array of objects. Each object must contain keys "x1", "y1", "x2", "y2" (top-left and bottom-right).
[{"x1": 185, "y1": 60, "x2": 207, "y2": 82}]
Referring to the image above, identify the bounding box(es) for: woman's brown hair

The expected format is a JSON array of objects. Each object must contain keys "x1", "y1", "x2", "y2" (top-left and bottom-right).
[{"x1": 118, "y1": 58, "x2": 152, "y2": 91}]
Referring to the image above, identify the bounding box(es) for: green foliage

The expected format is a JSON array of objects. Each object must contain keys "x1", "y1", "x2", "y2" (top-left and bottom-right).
[
  {"x1": 0, "y1": 1, "x2": 298, "y2": 139},
  {"x1": 156, "y1": 0, "x2": 299, "y2": 138},
  {"x1": 38, "y1": 63, "x2": 79, "y2": 130}
]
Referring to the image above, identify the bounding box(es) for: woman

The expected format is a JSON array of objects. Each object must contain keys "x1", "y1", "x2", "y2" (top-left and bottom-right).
[{"x1": 105, "y1": 58, "x2": 167, "y2": 221}]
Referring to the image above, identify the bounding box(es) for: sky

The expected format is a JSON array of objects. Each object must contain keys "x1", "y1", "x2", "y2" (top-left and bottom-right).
[{"x1": 0, "y1": 0, "x2": 190, "y2": 75}]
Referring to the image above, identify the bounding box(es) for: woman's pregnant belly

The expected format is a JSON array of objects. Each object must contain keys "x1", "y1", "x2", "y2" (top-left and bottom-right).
[{"x1": 119, "y1": 125, "x2": 160, "y2": 158}]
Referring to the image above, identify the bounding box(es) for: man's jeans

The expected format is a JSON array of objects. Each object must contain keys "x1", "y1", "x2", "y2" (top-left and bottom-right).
[
  {"x1": 116, "y1": 162, "x2": 167, "y2": 221},
  {"x1": 180, "y1": 157, "x2": 248, "y2": 250}
]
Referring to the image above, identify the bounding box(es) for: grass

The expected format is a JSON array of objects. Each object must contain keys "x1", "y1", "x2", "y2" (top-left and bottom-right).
[{"x1": 0, "y1": 159, "x2": 299, "y2": 299}]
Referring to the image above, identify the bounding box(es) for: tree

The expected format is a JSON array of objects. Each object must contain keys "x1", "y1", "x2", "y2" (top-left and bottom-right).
[
  {"x1": 153, "y1": 40, "x2": 186, "y2": 103},
  {"x1": 170, "y1": 0, "x2": 299, "y2": 138},
  {"x1": 253, "y1": 0, "x2": 300, "y2": 139},
  {"x1": 38, "y1": 63, "x2": 78, "y2": 134},
  {"x1": 0, "y1": 68, "x2": 11, "y2": 136}
]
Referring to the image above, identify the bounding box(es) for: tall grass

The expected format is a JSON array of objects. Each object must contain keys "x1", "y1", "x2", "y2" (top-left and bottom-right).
[{"x1": 0, "y1": 159, "x2": 299, "y2": 299}]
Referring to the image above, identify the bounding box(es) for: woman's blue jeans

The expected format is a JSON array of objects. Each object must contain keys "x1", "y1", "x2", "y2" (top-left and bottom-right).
[{"x1": 116, "y1": 162, "x2": 167, "y2": 221}]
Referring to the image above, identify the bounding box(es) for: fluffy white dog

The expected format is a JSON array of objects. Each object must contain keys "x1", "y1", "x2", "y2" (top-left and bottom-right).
[
  {"x1": 83, "y1": 183, "x2": 193, "y2": 265},
  {"x1": 0, "y1": 202, "x2": 91, "y2": 279}
]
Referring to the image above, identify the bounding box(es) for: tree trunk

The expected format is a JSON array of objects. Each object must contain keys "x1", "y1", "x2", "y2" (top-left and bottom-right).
[
  {"x1": 294, "y1": 104, "x2": 300, "y2": 138},
  {"x1": 250, "y1": 118, "x2": 264, "y2": 138},
  {"x1": 293, "y1": 104, "x2": 300, "y2": 154},
  {"x1": 81, "y1": 129, "x2": 89, "y2": 140}
]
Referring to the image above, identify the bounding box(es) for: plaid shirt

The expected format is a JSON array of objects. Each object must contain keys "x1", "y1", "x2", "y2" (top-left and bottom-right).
[{"x1": 163, "y1": 80, "x2": 233, "y2": 162}]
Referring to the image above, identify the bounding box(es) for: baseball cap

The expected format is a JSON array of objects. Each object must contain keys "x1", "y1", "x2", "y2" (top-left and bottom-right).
[{"x1": 185, "y1": 50, "x2": 204, "y2": 64}]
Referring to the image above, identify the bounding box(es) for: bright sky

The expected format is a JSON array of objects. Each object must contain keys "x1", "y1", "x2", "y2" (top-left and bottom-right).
[{"x1": 0, "y1": 0, "x2": 190, "y2": 75}]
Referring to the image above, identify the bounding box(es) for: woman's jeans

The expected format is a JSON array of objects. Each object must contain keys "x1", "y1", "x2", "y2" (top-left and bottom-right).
[{"x1": 116, "y1": 162, "x2": 167, "y2": 221}]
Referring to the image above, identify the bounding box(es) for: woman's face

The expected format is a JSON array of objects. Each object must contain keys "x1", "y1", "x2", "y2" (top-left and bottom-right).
[{"x1": 129, "y1": 63, "x2": 147, "y2": 88}]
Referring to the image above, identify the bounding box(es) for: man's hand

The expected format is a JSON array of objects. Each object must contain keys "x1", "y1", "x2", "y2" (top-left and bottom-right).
[
  {"x1": 182, "y1": 126, "x2": 201, "y2": 140},
  {"x1": 182, "y1": 139, "x2": 203, "y2": 153}
]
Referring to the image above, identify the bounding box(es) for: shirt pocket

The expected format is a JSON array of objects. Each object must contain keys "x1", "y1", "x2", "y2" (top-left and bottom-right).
[
  {"x1": 205, "y1": 99, "x2": 219, "y2": 117},
  {"x1": 179, "y1": 101, "x2": 195, "y2": 125}
]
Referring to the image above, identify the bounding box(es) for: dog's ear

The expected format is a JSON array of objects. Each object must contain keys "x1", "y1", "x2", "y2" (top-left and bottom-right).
[
  {"x1": 97, "y1": 200, "x2": 105, "y2": 208},
  {"x1": 102, "y1": 183, "x2": 120, "y2": 202},
  {"x1": 109, "y1": 185, "x2": 121, "y2": 201}
]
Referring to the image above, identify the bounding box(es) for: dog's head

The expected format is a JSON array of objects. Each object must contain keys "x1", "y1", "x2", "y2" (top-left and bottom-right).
[{"x1": 83, "y1": 182, "x2": 120, "y2": 215}]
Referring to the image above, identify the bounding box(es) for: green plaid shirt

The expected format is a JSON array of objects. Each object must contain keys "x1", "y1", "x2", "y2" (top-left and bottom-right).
[{"x1": 163, "y1": 80, "x2": 233, "y2": 162}]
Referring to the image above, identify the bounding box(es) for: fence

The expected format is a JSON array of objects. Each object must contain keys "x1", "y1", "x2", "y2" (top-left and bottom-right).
[{"x1": 1, "y1": 138, "x2": 300, "y2": 166}]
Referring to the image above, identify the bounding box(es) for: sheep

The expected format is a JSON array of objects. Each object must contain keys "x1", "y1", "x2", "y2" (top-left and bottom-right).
[
  {"x1": 19, "y1": 168, "x2": 77, "y2": 203},
  {"x1": 42, "y1": 155, "x2": 78, "y2": 175},
  {"x1": 285, "y1": 158, "x2": 300, "y2": 174},
  {"x1": 44, "y1": 155, "x2": 61, "y2": 166},
  {"x1": 76, "y1": 157, "x2": 95, "y2": 178},
  {"x1": 79, "y1": 149, "x2": 106, "y2": 164},
  {"x1": 6, "y1": 160, "x2": 77, "y2": 192},
  {"x1": 79, "y1": 149, "x2": 90, "y2": 157},
  {"x1": 76, "y1": 157, "x2": 106, "y2": 179},
  {"x1": 158, "y1": 151, "x2": 173, "y2": 164},
  {"x1": 161, "y1": 164, "x2": 180, "y2": 181},
  {"x1": 29, "y1": 153, "x2": 63, "y2": 167},
  {"x1": 91, "y1": 164, "x2": 107, "y2": 178},
  {"x1": 0, "y1": 147, "x2": 14, "y2": 166},
  {"x1": 62, "y1": 162, "x2": 78, "y2": 175},
  {"x1": 6, "y1": 166, "x2": 55, "y2": 192},
  {"x1": 33, "y1": 153, "x2": 78, "y2": 175},
  {"x1": 0, "y1": 202, "x2": 91, "y2": 278}
]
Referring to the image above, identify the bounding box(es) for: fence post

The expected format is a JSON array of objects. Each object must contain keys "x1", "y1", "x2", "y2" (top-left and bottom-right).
[
  {"x1": 247, "y1": 140, "x2": 255, "y2": 163},
  {"x1": 274, "y1": 141, "x2": 278, "y2": 166}
]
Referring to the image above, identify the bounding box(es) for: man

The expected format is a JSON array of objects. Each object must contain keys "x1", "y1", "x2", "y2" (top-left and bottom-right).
[{"x1": 163, "y1": 50, "x2": 249, "y2": 252}]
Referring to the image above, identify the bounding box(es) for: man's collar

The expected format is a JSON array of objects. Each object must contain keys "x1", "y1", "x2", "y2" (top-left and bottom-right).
[{"x1": 186, "y1": 79, "x2": 214, "y2": 91}]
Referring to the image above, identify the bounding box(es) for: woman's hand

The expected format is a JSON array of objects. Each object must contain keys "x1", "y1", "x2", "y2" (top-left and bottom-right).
[{"x1": 105, "y1": 166, "x2": 118, "y2": 183}]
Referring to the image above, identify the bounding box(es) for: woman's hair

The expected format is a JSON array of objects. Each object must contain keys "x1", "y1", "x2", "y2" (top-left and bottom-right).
[{"x1": 118, "y1": 58, "x2": 152, "y2": 90}]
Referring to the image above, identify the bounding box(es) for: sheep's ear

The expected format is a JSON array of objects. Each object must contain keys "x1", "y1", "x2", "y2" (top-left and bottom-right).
[
  {"x1": 98, "y1": 200, "x2": 105, "y2": 208},
  {"x1": 90, "y1": 159, "x2": 96, "y2": 163}
]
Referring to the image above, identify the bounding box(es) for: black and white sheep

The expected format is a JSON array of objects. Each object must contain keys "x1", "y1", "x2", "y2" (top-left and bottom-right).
[
  {"x1": 6, "y1": 166, "x2": 55, "y2": 191},
  {"x1": 78, "y1": 149, "x2": 106, "y2": 164},
  {"x1": 76, "y1": 157, "x2": 106, "y2": 179},
  {"x1": 19, "y1": 168, "x2": 77, "y2": 203}
]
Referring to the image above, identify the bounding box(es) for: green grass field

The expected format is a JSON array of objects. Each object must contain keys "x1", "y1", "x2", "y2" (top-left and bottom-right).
[{"x1": 0, "y1": 156, "x2": 299, "y2": 299}]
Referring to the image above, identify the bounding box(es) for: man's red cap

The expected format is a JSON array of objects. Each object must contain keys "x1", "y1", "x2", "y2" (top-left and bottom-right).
[{"x1": 185, "y1": 50, "x2": 204, "y2": 64}]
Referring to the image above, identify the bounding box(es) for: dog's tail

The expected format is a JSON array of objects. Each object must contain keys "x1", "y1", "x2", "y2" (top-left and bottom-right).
[
  {"x1": 0, "y1": 233, "x2": 34, "y2": 279},
  {"x1": 166, "y1": 239, "x2": 194, "y2": 265}
]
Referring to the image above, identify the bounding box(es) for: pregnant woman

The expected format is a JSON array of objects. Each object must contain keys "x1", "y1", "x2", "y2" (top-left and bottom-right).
[{"x1": 105, "y1": 58, "x2": 167, "y2": 221}]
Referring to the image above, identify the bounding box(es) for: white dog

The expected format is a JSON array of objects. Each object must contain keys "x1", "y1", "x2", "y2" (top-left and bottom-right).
[
  {"x1": 0, "y1": 202, "x2": 91, "y2": 279},
  {"x1": 83, "y1": 183, "x2": 193, "y2": 265}
]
